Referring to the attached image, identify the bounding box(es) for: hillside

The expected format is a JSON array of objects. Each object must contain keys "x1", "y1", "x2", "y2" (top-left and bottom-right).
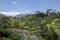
[{"x1": 0, "y1": 10, "x2": 60, "y2": 40}]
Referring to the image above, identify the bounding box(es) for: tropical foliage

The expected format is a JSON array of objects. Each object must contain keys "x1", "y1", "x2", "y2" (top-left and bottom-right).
[{"x1": 0, "y1": 9, "x2": 60, "y2": 40}]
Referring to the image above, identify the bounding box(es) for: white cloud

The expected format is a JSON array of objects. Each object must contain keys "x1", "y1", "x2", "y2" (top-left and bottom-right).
[
  {"x1": 0, "y1": 10, "x2": 35, "y2": 17},
  {"x1": 12, "y1": 1, "x2": 16, "y2": 4},
  {"x1": 0, "y1": 12, "x2": 20, "y2": 17}
]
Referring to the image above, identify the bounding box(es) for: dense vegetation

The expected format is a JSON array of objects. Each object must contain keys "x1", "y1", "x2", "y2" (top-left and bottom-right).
[{"x1": 0, "y1": 9, "x2": 60, "y2": 40}]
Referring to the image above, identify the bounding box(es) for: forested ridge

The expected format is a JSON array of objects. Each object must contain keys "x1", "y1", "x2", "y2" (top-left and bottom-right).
[{"x1": 0, "y1": 9, "x2": 60, "y2": 40}]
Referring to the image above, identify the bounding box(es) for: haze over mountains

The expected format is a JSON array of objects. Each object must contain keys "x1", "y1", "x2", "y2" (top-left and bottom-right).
[{"x1": 0, "y1": 11, "x2": 36, "y2": 17}]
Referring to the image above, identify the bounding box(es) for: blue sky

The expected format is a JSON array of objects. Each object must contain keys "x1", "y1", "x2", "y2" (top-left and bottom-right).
[{"x1": 0, "y1": 0, "x2": 60, "y2": 16}]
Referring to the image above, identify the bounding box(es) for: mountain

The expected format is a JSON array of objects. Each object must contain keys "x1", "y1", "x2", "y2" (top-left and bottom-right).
[
  {"x1": 0, "y1": 13, "x2": 6, "y2": 16},
  {"x1": 0, "y1": 13, "x2": 13, "y2": 17},
  {"x1": 15, "y1": 12, "x2": 36, "y2": 17},
  {"x1": 15, "y1": 14, "x2": 27, "y2": 18},
  {"x1": 15, "y1": 13, "x2": 35, "y2": 18}
]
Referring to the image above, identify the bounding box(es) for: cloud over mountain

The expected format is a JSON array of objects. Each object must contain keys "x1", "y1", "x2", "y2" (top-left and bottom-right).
[
  {"x1": 0, "y1": 10, "x2": 35, "y2": 17},
  {"x1": 0, "y1": 12, "x2": 20, "y2": 17}
]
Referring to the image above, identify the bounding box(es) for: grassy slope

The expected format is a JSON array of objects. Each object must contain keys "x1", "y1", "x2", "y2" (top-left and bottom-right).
[{"x1": 0, "y1": 14, "x2": 60, "y2": 40}]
